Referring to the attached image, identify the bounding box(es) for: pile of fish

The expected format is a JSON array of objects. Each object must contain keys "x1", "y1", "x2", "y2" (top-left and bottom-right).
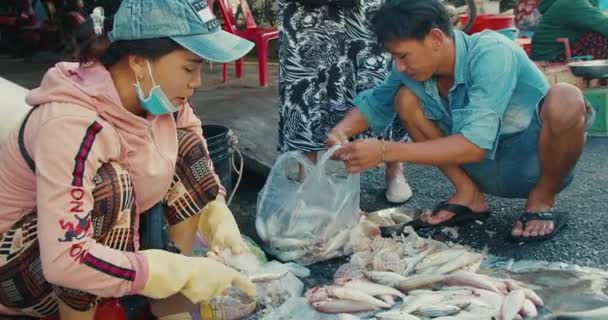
[
  {"x1": 306, "y1": 213, "x2": 547, "y2": 320},
  {"x1": 262, "y1": 203, "x2": 358, "y2": 265}
]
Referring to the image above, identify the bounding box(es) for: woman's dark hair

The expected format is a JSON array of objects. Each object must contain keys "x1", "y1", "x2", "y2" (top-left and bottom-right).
[
  {"x1": 372, "y1": 0, "x2": 453, "y2": 44},
  {"x1": 74, "y1": 16, "x2": 182, "y2": 68}
]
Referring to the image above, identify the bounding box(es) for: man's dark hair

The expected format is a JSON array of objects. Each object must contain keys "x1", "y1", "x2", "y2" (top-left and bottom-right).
[{"x1": 372, "y1": 0, "x2": 453, "y2": 44}]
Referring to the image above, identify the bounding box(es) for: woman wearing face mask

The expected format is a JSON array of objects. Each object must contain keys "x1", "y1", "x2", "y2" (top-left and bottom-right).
[{"x1": 0, "y1": 0, "x2": 256, "y2": 319}]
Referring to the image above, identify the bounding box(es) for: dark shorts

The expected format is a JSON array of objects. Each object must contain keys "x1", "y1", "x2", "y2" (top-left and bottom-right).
[
  {"x1": 0, "y1": 130, "x2": 219, "y2": 317},
  {"x1": 462, "y1": 99, "x2": 596, "y2": 198}
]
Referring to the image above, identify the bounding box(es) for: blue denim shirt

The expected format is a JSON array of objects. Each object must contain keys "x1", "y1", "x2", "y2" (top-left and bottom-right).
[{"x1": 354, "y1": 30, "x2": 550, "y2": 160}]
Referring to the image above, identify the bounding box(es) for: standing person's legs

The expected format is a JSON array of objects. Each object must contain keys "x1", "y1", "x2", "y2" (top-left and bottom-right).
[
  {"x1": 383, "y1": 109, "x2": 413, "y2": 204},
  {"x1": 0, "y1": 162, "x2": 136, "y2": 319},
  {"x1": 385, "y1": 161, "x2": 413, "y2": 203}
]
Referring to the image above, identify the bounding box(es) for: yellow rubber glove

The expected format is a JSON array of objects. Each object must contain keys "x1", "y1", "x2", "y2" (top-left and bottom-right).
[
  {"x1": 139, "y1": 250, "x2": 256, "y2": 303},
  {"x1": 198, "y1": 199, "x2": 245, "y2": 254}
]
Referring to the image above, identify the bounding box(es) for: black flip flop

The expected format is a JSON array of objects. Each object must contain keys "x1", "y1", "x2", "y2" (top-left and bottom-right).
[
  {"x1": 414, "y1": 201, "x2": 491, "y2": 229},
  {"x1": 509, "y1": 211, "x2": 569, "y2": 242}
]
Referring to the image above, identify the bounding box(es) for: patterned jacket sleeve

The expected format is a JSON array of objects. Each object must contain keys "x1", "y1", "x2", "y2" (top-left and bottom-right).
[{"x1": 164, "y1": 104, "x2": 227, "y2": 223}]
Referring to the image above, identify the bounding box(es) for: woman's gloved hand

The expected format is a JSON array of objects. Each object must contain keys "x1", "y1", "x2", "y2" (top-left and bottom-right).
[
  {"x1": 198, "y1": 199, "x2": 245, "y2": 254},
  {"x1": 139, "y1": 249, "x2": 256, "y2": 303}
]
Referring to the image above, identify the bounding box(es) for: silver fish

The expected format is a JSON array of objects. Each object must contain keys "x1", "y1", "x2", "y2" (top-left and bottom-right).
[
  {"x1": 401, "y1": 293, "x2": 444, "y2": 314},
  {"x1": 500, "y1": 289, "x2": 525, "y2": 320},
  {"x1": 322, "y1": 229, "x2": 352, "y2": 256},
  {"x1": 414, "y1": 304, "x2": 462, "y2": 318},
  {"x1": 407, "y1": 289, "x2": 436, "y2": 296},
  {"x1": 364, "y1": 271, "x2": 408, "y2": 287},
  {"x1": 415, "y1": 248, "x2": 467, "y2": 272},
  {"x1": 522, "y1": 288, "x2": 544, "y2": 306},
  {"x1": 276, "y1": 249, "x2": 306, "y2": 261},
  {"x1": 270, "y1": 237, "x2": 310, "y2": 250},
  {"x1": 435, "y1": 252, "x2": 484, "y2": 275},
  {"x1": 375, "y1": 310, "x2": 421, "y2": 320},
  {"x1": 398, "y1": 274, "x2": 446, "y2": 292},
  {"x1": 337, "y1": 314, "x2": 361, "y2": 320},
  {"x1": 442, "y1": 271, "x2": 503, "y2": 295},
  {"x1": 520, "y1": 299, "x2": 538, "y2": 318},
  {"x1": 311, "y1": 299, "x2": 378, "y2": 314},
  {"x1": 248, "y1": 271, "x2": 288, "y2": 283},
  {"x1": 342, "y1": 279, "x2": 406, "y2": 300},
  {"x1": 378, "y1": 294, "x2": 395, "y2": 305},
  {"x1": 326, "y1": 285, "x2": 392, "y2": 309}
]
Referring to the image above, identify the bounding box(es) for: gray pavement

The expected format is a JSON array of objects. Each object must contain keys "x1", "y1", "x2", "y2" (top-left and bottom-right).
[{"x1": 1, "y1": 52, "x2": 607, "y2": 270}]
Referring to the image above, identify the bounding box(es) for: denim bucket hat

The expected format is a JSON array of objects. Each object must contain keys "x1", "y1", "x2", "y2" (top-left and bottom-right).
[{"x1": 108, "y1": 0, "x2": 254, "y2": 63}]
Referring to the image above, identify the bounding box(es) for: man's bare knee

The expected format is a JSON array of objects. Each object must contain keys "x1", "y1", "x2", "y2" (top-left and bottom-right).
[
  {"x1": 541, "y1": 83, "x2": 587, "y2": 132},
  {"x1": 394, "y1": 86, "x2": 424, "y2": 121}
]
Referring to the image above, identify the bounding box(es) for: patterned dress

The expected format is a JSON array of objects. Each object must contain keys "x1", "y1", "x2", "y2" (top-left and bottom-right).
[{"x1": 277, "y1": 0, "x2": 407, "y2": 153}]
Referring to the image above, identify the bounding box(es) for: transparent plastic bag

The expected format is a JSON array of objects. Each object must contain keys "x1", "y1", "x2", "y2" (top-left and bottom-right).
[
  {"x1": 256, "y1": 146, "x2": 361, "y2": 265},
  {"x1": 253, "y1": 261, "x2": 310, "y2": 307}
]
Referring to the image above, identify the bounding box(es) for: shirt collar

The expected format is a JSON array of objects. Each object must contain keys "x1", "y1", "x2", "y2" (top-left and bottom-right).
[
  {"x1": 452, "y1": 30, "x2": 468, "y2": 86},
  {"x1": 423, "y1": 29, "x2": 468, "y2": 94}
]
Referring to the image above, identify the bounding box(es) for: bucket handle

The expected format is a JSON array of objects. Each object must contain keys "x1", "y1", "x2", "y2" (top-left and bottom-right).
[{"x1": 227, "y1": 129, "x2": 243, "y2": 206}]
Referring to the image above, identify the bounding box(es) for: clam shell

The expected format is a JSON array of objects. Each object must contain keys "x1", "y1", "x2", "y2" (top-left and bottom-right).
[
  {"x1": 334, "y1": 262, "x2": 366, "y2": 283},
  {"x1": 370, "y1": 236, "x2": 401, "y2": 252},
  {"x1": 372, "y1": 248, "x2": 406, "y2": 273}
]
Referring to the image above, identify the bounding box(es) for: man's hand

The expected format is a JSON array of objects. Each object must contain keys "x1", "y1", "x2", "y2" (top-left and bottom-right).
[
  {"x1": 336, "y1": 138, "x2": 383, "y2": 173},
  {"x1": 325, "y1": 129, "x2": 349, "y2": 150}
]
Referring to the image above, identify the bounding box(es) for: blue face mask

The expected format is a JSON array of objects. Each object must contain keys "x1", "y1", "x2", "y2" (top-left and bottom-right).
[{"x1": 134, "y1": 61, "x2": 181, "y2": 115}]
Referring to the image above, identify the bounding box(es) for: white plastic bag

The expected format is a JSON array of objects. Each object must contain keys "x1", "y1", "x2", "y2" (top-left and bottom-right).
[
  {"x1": 256, "y1": 146, "x2": 361, "y2": 265},
  {"x1": 253, "y1": 261, "x2": 310, "y2": 307}
]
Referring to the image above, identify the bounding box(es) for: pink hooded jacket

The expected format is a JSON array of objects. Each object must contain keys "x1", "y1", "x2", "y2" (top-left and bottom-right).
[{"x1": 0, "y1": 62, "x2": 224, "y2": 303}]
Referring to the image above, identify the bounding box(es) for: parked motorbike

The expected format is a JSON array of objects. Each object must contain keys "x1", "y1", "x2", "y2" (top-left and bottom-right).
[{"x1": 443, "y1": 0, "x2": 478, "y2": 33}]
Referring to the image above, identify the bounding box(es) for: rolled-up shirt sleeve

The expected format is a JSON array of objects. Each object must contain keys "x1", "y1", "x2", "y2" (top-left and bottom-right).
[
  {"x1": 452, "y1": 43, "x2": 518, "y2": 159},
  {"x1": 353, "y1": 65, "x2": 403, "y2": 136}
]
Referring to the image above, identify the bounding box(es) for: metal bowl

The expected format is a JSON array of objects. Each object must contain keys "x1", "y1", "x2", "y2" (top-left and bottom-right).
[
  {"x1": 366, "y1": 207, "x2": 419, "y2": 226},
  {"x1": 568, "y1": 60, "x2": 608, "y2": 79}
]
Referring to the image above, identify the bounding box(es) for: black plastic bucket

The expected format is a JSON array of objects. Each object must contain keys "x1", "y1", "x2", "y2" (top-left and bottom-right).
[{"x1": 202, "y1": 125, "x2": 233, "y2": 197}]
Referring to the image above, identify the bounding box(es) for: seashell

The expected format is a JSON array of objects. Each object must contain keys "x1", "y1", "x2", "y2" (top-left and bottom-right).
[
  {"x1": 350, "y1": 250, "x2": 374, "y2": 267},
  {"x1": 334, "y1": 263, "x2": 366, "y2": 284},
  {"x1": 372, "y1": 248, "x2": 406, "y2": 273},
  {"x1": 370, "y1": 236, "x2": 401, "y2": 253}
]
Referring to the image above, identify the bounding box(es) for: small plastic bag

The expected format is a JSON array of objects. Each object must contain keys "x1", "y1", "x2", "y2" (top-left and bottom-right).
[
  {"x1": 256, "y1": 146, "x2": 361, "y2": 265},
  {"x1": 253, "y1": 261, "x2": 310, "y2": 307}
]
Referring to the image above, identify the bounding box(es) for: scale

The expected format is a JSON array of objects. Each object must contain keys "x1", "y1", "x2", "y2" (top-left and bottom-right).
[
  {"x1": 568, "y1": 60, "x2": 608, "y2": 136},
  {"x1": 568, "y1": 59, "x2": 608, "y2": 87}
]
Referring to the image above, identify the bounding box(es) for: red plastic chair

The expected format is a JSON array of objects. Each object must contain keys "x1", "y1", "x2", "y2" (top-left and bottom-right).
[{"x1": 215, "y1": 0, "x2": 279, "y2": 87}]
